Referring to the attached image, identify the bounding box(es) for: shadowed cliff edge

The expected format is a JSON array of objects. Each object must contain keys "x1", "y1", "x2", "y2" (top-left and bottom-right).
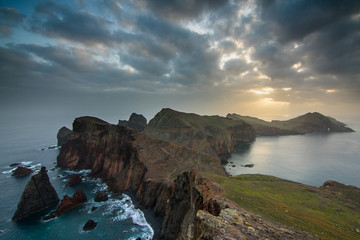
[{"x1": 56, "y1": 109, "x2": 359, "y2": 239}]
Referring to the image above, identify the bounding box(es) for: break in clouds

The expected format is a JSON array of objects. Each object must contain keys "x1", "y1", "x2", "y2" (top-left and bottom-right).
[{"x1": 1, "y1": 0, "x2": 360, "y2": 118}]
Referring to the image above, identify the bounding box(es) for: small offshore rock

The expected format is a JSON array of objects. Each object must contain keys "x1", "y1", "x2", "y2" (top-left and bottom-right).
[
  {"x1": 242, "y1": 163, "x2": 255, "y2": 168},
  {"x1": 11, "y1": 166, "x2": 34, "y2": 177},
  {"x1": 65, "y1": 174, "x2": 82, "y2": 187},
  {"x1": 91, "y1": 207, "x2": 97, "y2": 212},
  {"x1": 9, "y1": 163, "x2": 20, "y2": 167},
  {"x1": 83, "y1": 219, "x2": 97, "y2": 231},
  {"x1": 94, "y1": 191, "x2": 108, "y2": 202}
]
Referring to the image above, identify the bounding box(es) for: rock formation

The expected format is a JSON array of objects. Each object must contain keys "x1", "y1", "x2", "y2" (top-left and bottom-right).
[
  {"x1": 56, "y1": 114, "x2": 314, "y2": 239},
  {"x1": 118, "y1": 113, "x2": 147, "y2": 132},
  {"x1": 43, "y1": 189, "x2": 87, "y2": 220},
  {"x1": 65, "y1": 174, "x2": 82, "y2": 187},
  {"x1": 144, "y1": 108, "x2": 256, "y2": 162},
  {"x1": 83, "y1": 219, "x2": 97, "y2": 231},
  {"x1": 227, "y1": 112, "x2": 354, "y2": 135},
  {"x1": 11, "y1": 166, "x2": 34, "y2": 177},
  {"x1": 12, "y1": 167, "x2": 59, "y2": 221},
  {"x1": 57, "y1": 126, "x2": 73, "y2": 146},
  {"x1": 94, "y1": 191, "x2": 108, "y2": 202}
]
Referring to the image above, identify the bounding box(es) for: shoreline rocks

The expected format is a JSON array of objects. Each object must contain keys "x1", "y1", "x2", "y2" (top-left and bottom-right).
[
  {"x1": 83, "y1": 219, "x2": 97, "y2": 231},
  {"x1": 43, "y1": 189, "x2": 87, "y2": 221},
  {"x1": 65, "y1": 174, "x2": 82, "y2": 187},
  {"x1": 94, "y1": 191, "x2": 108, "y2": 202},
  {"x1": 11, "y1": 166, "x2": 34, "y2": 177}
]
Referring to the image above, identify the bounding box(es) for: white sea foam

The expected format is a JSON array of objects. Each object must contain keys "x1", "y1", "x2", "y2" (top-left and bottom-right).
[
  {"x1": 102, "y1": 194, "x2": 154, "y2": 238},
  {"x1": 21, "y1": 161, "x2": 33, "y2": 166},
  {"x1": 63, "y1": 169, "x2": 91, "y2": 175}
]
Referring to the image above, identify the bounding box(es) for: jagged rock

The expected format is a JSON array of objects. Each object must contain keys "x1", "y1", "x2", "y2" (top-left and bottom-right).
[
  {"x1": 56, "y1": 189, "x2": 87, "y2": 215},
  {"x1": 11, "y1": 166, "x2": 34, "y2": 177},
  {"x1": 118, "y1": 113, "x2": 147, "y2": 132},
  {"x1": 12, "y1": 167, "x2": 59, "y2": 221},
  {"x1": 57, "y1": 127, "x2": 73, "y2": 146},
  {"x1": 94, "y1": 191, "x2": 108, "y2": 202},
  {"x1": 43, "y1": 189, "x2": 87, "y2": 220},
  {"x1": 83, "y1": 219, "x2": 97, "y2": 231},
  {"x1": 65, "y1": 174, "x2": 82, "y2": 187},
  {"x1": 91, "y1": 207, "x2": 97, "y2": 212}
]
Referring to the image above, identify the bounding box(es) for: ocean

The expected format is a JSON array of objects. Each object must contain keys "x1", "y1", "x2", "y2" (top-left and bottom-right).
[
  {"x1": 0, "y1": 115, "x2": 154, "y2": 240},
  {"x1": 225, "y1": 122, "x2": 360, "y2": 188}
]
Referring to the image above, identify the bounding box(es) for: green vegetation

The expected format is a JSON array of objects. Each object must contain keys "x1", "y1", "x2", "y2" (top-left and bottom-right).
[
  {"x1": 148, "y1": 108, "x2": 246, "y2": 132},
  {"x1": 206, "y1": 173, "x2": 360, "y2": 240}
]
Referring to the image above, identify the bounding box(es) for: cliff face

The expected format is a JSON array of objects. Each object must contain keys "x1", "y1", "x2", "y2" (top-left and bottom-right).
[
  {"x1": 57, "y1": 116, "x2": 314, "y2": 239},
  {"x1": 144, "y1": 108, "x2": 256, "y2": 162},
  {"x1": 57, "y1": 116, "x2": 225, "y2": 215},
  {"x1": 227, "y1": 112, "x2": 354, "y2": 135},
  {"x1": 118, "y1": 113, "x2": 147, "y2": 132},
  {"x1": 12, "y1": 167, "x2": 59, "y2": 221}
]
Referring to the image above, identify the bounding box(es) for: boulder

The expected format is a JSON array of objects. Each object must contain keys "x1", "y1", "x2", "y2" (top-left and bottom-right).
[
  {"x1": 94, "y1": 191, "x2": 108, "y2": 202},
  {"x1": 65, "y1": 174, "x2": 82, "y2": 187},
  {"x1": 12, "y1": 167, "x2": 59, "y2": 221},
  {"x1": 11, "y1": 166, "x2": 34, "y2": 177},
  {"x1": 83, "y1": 219, "x2": 97, "y2": 231}
]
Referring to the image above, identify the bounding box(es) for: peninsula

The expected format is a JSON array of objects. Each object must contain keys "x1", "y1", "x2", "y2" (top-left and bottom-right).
[{"x1": 53, "y1": 108, "x2": 359, "y2": 239}]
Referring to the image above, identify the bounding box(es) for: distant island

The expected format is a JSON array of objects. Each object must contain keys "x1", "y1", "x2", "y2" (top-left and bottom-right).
[{"x1": 14, "y1": 108, "x2": 359, "y2": 239}]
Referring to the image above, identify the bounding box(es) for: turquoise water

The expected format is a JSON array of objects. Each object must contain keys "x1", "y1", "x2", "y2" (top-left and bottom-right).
[
  {"x1": 0, "y1": 117, "x2": 154, "y2": 240},
  {"x1": 225, "y1": 122, "x2": 360, "y2": 188}
]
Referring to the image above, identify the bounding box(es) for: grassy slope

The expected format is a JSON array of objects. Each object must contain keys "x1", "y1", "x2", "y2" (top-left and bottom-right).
[
  {"x1": 148, "y1": 108, "x2": 245, "y2": 132},
  {"x1": 205, "y1": 173, "x2": 360, "y2": 240}
]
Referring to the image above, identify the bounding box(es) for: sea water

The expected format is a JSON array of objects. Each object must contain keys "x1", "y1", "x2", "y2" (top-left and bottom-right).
[
  {"x1": 0, "y1": 116, "x2": 154, "y2": 240},
  {"x1": 225, "y1": 122, "x2": 360, "y2": 188}
]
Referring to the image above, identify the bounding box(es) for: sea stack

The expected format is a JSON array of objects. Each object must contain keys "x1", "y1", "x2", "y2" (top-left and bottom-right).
[{"x1": 12, "y1": 166, "x2": 59, "y2": 221}]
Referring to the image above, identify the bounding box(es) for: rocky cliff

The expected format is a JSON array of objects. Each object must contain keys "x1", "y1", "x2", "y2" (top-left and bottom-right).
[
  {"x1": 118, "y1": 113, "x2": 147, "y2": 132},
  {"x1": 144, "y1": 108, "x2": 256, "y2": 162},
  {"x1": 227, "y1": 112, "x2": 354, "y2": 135},
  {"x1": 12, "y1": 167, "x2": 59, "y2": 221},
  {"x1": 57, "y1": 126, "x2": 73, "y2": 146},
  {"x1": 57, "y1": 115, "x2": 314, "y2": 239}
]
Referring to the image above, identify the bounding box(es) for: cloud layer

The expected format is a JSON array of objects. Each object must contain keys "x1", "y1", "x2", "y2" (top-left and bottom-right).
[{"x1": 1, "y1": 0, "x2": 359, "y2": 119}]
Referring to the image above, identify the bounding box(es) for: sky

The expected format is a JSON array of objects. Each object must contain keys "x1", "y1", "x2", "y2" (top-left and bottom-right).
[{"x1": 1, "y1": 0, "x2": 360, "y2": 124}]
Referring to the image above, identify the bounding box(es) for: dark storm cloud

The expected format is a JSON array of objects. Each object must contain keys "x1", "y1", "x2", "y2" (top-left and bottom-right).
[
  {"x1": 0, "y1": 7, "x2": 25, "y2": 37},
  {"x1": 136, "y1": 0, "x2": 229, "y2": 20},
  {"x1": 171, "y1": 48, "x2": 220, "y2": 86},
  {"x1": 258, "y1": 0, "x2": 360, "y2": 43},
  {"x1": 29, "y1": 1, "x2": 114, "y2": 45},
  {"x1": 238, "y1": 0, "x2": 360, "y2": 92},
  {"x1": 135, "y1": 15, "x2": 206, "y2": 53}
]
